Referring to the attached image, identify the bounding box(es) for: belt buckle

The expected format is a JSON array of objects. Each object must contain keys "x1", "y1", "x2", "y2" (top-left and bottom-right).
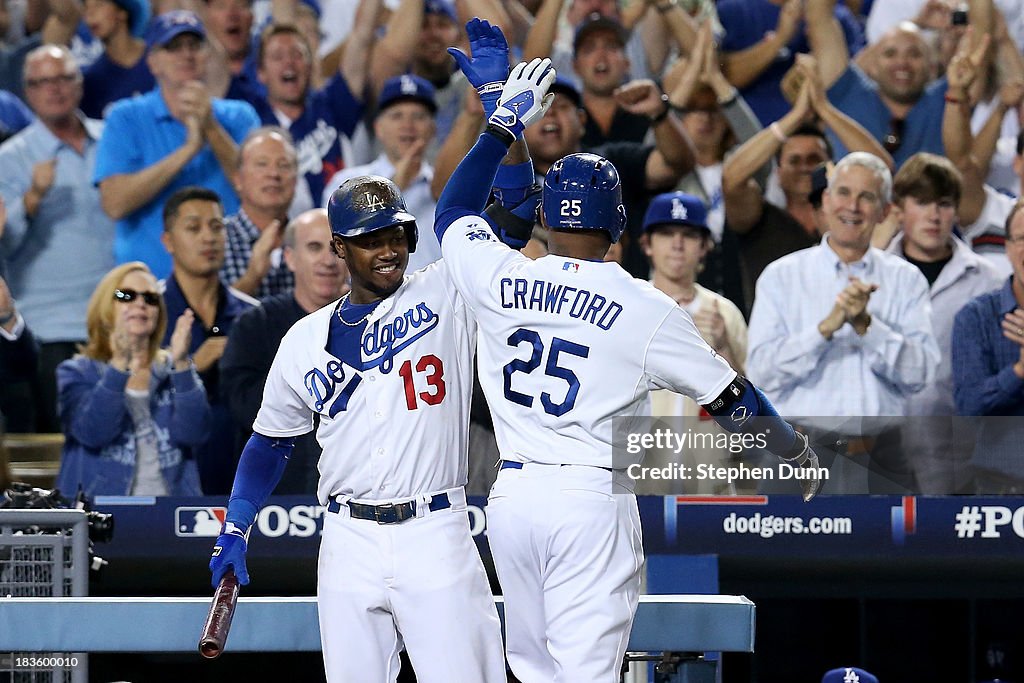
[{"x1": 374, "y1": 503, "x2": 397, "y2": 524}]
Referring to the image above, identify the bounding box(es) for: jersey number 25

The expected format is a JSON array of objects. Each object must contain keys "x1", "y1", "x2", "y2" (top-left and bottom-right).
[{"x1": 502, "y1": 328, "x2": 590, "y2": 416}]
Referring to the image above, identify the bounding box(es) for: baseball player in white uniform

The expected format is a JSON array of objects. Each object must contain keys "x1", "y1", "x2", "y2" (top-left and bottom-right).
[
  {"x1": 207, "y1": 189, "x2": 507, "y2": 679},
  {"x1": 434, "y1": 43, "x2": 822, "y2": 683}
]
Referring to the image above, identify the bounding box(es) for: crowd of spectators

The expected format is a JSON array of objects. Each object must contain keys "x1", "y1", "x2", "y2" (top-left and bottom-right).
[{"x1": 1, "y1": 0, "x2": 1023, "y2": 496}]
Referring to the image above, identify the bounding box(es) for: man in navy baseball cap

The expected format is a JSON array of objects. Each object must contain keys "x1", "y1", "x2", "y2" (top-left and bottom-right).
[
  {"x1": 643, "y1": 191, "x2": 710, "y2": 236},
  {"x1": 821, "y1": 667, "x2": 879, "y2": 683},
  {"x1": 321, "y1": 73, "x2": 440, "y2": 270},
  {"x1": 145, "y1": 9, "x2": 206, "y2": 50},
  {"x1": 93, "y1": 6, "x2": 259, "y2": 279},
  {"x1": 572, "y1": 12, "x2": 629, "y2": 56},
  {"x1": 376, "y1": 74, "x2": 438, "y2": 116}
]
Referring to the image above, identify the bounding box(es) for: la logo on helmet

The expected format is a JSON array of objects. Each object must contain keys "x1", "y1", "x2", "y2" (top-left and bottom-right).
[
  {"x1": 365, "y1": 193, "x2": 386, "y2": 211},
  {"x1": 671, "y1": 198, "x2": 687, "y2": 221}
]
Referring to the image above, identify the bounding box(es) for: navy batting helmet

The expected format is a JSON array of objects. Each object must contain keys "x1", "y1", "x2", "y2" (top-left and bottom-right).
[
  {"x1": 327, "y1": 175, "x2": 418, "y2": 252},
  {"x1": 541, "y1": 153, "x2": 626, "y2": 243}
]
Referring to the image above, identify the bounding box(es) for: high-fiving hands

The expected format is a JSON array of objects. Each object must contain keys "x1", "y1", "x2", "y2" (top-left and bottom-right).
[{"x1": 488, "y1": 58, "x2": 556, "y2": 140}]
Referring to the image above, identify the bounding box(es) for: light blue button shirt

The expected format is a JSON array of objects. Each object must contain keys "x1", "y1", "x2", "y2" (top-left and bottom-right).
[
  {"x1": 747, "y1": 235, "x2": 941, "y2": 419},
  {"x1": 0, "y1": 114, "x2": 115, "y2": 342},
  {"x1": 93, "y1": 88, "x2": 259, "y2": 279}
]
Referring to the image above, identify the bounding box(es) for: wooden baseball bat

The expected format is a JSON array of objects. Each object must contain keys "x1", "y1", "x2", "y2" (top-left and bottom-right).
[{"x1": 199, "y1": 569, "x2": 240, "y2": 659}]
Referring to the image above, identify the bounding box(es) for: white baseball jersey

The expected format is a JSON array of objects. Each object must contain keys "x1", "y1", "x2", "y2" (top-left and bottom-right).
[
  {"x1": 253, "y1": 261, "x2": 476, "y2": 504},
  {"x1": 440, "y1": 216, "x2": 737, "y2": 468}
]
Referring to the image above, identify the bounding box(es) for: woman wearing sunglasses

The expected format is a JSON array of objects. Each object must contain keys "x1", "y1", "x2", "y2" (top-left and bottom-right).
[{"x1": 55, "y1": 262, "x2": 211, "y2": 496}]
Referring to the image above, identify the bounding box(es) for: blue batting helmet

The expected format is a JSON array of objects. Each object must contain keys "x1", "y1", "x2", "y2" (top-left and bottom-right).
[
  {"x1": 327, "y1": 175, "x2": 418, "y2": 252},
  {"x1": 541, "y1": 153, "x2": 626, "y2": 243}
]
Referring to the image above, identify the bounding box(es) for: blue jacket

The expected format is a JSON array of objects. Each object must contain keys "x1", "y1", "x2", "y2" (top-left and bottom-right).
[{"x1": 56, "y1": 355, "x2": 211, "y2": 496}]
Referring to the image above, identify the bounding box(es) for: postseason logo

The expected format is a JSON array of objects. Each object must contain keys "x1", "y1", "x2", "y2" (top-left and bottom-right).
[{"x1": 175, "y1": 506, "x2": 227, "y2": 537}]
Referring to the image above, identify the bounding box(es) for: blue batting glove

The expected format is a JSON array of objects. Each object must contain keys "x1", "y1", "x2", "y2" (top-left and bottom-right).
[
  {"x1": 488, "y1": 58, "x2": 556, "y2": 139},
  {"x1": 447, "y1": 18, "x2": 510, "y2": 119},
  {"x1": 209, "y1": 521, "x2": 250, "y2": 588}
]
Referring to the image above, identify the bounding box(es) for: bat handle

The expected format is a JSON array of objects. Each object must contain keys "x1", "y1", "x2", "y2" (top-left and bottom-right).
[{"x1": 199, "y1": 569, "x2": 241, "y2": 659}]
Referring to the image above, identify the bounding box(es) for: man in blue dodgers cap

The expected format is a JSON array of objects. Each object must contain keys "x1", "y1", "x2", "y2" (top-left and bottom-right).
[
  {"x1": 93, "y1": 10, "x2": 259, "y2": 279},
  {"x1": 321, "y1": 75, "x2": 442, "y2": 270},
  {"x1": 638, "y1": 191, "x2": 751, "y2": 495}
]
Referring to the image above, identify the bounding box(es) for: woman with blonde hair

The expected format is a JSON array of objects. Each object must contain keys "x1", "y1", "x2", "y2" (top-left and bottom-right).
[{"x1": 55, "y1": 262, "x2": 211, "y2": 496}]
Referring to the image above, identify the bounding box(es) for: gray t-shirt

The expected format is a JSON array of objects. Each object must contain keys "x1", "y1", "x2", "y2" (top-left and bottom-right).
[{"x1": 125, "y1": 388, "x2": 168, "y2": 496}]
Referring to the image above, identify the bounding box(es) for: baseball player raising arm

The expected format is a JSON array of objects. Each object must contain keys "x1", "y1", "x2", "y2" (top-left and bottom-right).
[
  {"x1": 206, "y1": 199, "x2": 510, "y2": 677},
  {"x1": 435, "y1": 31, "x2": 822, "y2": 683}
]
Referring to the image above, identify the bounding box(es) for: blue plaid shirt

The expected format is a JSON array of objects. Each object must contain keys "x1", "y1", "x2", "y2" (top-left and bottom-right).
[
  {"x1": 220, "y1": 208, "x2": 295, "y2": 301},
  {"x1": 951, "y1": 276, "x2": 1024, "y2": 479},
  {"x1": 952, "y1": 277, "x2": 1024, "y2": 416}
]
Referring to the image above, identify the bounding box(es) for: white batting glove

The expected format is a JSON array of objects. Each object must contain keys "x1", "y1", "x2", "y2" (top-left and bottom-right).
[{"x1": 488, "y1": 58, "x2": 556, "y2": 139}]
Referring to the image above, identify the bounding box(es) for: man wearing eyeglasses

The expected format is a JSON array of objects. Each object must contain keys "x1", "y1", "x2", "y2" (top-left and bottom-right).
[
  {"x1": 0, "y1": 44, "x2": 114, "y2": 434},
  {"x1": 93, "y1": 10, "x2": 259, "y2": 280}
]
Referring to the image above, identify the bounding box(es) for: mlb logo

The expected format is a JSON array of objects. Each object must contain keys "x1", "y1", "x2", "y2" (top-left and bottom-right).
[
  {"x1": 175, "y1": 506, "x2": 227, "y2": 537},
  {"x1": 563, "y1": 262, "x2": 579, "y2": 273}
]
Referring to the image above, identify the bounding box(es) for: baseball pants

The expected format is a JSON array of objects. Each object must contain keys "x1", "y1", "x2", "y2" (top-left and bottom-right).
[
  {"x1": 317, "y1": 487, "x2": 506, "y2": 683},
  {"x1": 487, "y1": 463, "x2": 644, "y2": 683}
]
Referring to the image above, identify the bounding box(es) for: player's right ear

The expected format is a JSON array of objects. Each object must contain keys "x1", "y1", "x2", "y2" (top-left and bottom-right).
[{"x1": 330, "y1": 235, "x2": 346, "y2": 259}]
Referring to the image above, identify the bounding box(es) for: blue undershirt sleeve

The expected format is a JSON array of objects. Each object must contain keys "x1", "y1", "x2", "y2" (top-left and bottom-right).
[
  {"x1": 483, "y1": 160, "x2": 539, "y2": 249},
  {"x1": 491, "y1": 160, "x2": 536, "y2": 207},
  {"x1": 434, "y1": 129, "x2": 512, "y2": 243},
  {"x1": 225, "y1": 432, "x2": 294, "y2": 530}
]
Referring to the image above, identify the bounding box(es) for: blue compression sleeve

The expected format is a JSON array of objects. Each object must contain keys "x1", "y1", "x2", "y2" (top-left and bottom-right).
[
  {"x1": 225, "y1": 432, "x2": 294, "y2": 529},
  {"x1": 703, "y1": 377, "x2": 799, "y2": 457},
  {"x1": 435, "y1": 129, "x2": 512, "y2": 242},
  {"x1": 491, "y1": 160, "x2": 536, "y2": 207},
  {"x1": 484, "y1": 161, "x2": 540, "y2": 249}
]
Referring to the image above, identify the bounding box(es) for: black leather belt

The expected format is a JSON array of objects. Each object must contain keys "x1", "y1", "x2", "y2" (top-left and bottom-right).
[{"x1": 326, "y1": 493, "x2": 451, "y2": 524}]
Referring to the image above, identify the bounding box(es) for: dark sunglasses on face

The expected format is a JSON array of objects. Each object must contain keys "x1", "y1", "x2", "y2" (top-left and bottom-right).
[{"x1": 114, "y1": 288, "x2": 161, "y2": 306}]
